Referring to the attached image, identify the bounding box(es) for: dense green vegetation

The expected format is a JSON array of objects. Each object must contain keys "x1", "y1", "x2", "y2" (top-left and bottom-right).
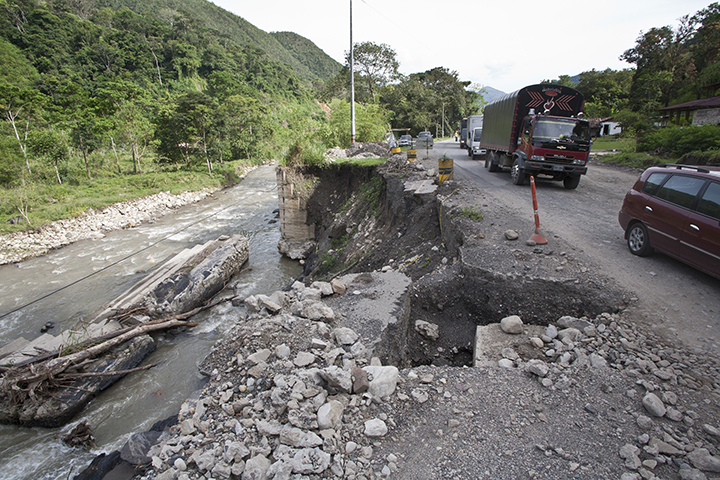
[
  {"x1": 542, "y1": 3, "x2": 720, "y2": 167},
  {"x1": 321, "y1": 42, "x2": 480, "y2": 138},
  {"x1": 1, "y1": 0, "x2": 719, "y2": 234},
  {"x1": 0, "y1": 0, "x2": 344, "y2": 231}
]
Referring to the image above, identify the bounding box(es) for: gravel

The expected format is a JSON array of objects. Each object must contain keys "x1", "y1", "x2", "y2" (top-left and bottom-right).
[{"x1": 128, "y1": 280, "x2": 720, "y2": 480}]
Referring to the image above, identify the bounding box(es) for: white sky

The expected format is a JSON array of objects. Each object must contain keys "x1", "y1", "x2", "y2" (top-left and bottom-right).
[{"x1": 211, "y1": 0, "x2": 713, "y2": 94}]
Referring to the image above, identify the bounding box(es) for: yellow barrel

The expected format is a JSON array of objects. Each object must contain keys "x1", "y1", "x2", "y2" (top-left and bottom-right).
[
  {"x1": 407, "y1": 149, "x2": 417, "y2": 161},
  {"x1": 391, "y1": 147, "x2": 401, "y2": 154},
  {"x1": 438, "y1": 157, "x2": 453, "y2": 183}
]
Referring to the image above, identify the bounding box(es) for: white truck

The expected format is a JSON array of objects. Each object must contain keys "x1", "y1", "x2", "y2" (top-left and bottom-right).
[
  {"x1": 466, "y1": 115, "x2": 484, "y2": 159},
  {"x1": 468, "y1": 126, "x2": 485, "y2": 159}
]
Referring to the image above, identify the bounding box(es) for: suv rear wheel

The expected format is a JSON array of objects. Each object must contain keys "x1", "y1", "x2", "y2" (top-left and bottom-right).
[{"x1": 627, "y1": 222, "x2": 653, "y2": 256}]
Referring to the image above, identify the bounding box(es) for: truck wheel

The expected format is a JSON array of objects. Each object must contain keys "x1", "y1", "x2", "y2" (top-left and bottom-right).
[
  {"x1": 468, "y1": 148, "x2": 472, "y2": 157},
  {"x1": 488, "y1": 152, "x2": 499, "y2": 172},
  {"x1": 563, "y1": 175, "x2": 580, "y2": 189},
  {"x1": 511, "y1": 159, "x2": 526, "y2": 185}
]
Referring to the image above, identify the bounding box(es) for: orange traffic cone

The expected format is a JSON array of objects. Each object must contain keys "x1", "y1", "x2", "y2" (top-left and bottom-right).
[{"x1": 529, "y1": 176, "x2": 547, "y2": 245}]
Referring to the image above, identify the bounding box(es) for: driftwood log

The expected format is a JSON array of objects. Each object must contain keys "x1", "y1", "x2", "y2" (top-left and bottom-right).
[
  {"x1": 0, "y1": 298, "x2": 230, "y2": 427},
  {"x1": 0, "y1": 234, "x2": 248, "y2": 428}
]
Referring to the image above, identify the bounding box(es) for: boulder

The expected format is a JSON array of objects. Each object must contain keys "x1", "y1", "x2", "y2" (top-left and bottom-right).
[{"x1": 500, "y1": 315, "x2": 524, "y2": 334}]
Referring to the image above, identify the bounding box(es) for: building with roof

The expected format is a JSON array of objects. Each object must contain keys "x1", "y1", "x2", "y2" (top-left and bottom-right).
[{"x1": 658, "y1": 83, "x2": 720, "y2": 126}]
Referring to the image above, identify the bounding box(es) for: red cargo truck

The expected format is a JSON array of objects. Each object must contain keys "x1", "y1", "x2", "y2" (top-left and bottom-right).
[{"x1": 481, "y1": 84, "x2": 591, "y2": 189}]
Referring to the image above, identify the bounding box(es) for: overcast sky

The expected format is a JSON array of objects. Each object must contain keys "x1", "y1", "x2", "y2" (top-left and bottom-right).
[{"x1": 211, "y1": 0, "x2": 713, "y2": 94}]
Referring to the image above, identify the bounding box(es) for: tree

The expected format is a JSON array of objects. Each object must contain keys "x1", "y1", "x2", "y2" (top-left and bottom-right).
[
  {"x1": 169, "y1": 41, "x2": 201, "y2": 80},
  {"x1": 154, "y1": 92, "x2": 218, "y2": 174},
  {"x1": 327, "y1": 99, "x2": 389, "y2": 147},
  {"x1": 219, "y1": 94, "x2": 272, "y2": 160},
  {"x1": 541, "y1": 75, "x2": 577, "y2": 87},
  {"x1": 0, "y1": 84, "x2": 46, "y2": 174},
  {"x1": 689, "y1": 2, "x2": 720, "y2": 94},
  {"x1": 116, "y1": 99, "x2": 153, "y2": 175},
  {"x1": 381, "y1": 67, "x2": 476, "y2": 135},
  {"x1": 70, "y1": 113, "x2": 104, "y2": 179},
  {"x1": 95, "y1": 79, "x2": 153, "y2": 174},
  {"x1": 28, "y1": 128, "x2": 68, "y2": 184},
  {"x1": 345, "y1": 41, "x2": 400, "y2": 102},
  {"x1": 621, "y1": 23, "x2": 695, "y2": 113},
  {"x1": 576, "y1": 68, "x2": 633, "y2": 117}
]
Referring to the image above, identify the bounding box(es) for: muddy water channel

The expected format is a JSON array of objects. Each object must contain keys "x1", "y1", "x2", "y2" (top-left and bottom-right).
[{"x1": 0, "y1": 165, "x2": 301, "y2": 480}]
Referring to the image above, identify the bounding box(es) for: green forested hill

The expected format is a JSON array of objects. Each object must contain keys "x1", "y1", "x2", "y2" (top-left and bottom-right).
[
  {"x1": 94, "y1": 0, "x2": 341, "y2": 84},
  {"x1": 271, "y1": 31, "x2": 343, "y2": 86},
  {"x1": 0, "y1": 0, "x2": 340, "y2": 218}
]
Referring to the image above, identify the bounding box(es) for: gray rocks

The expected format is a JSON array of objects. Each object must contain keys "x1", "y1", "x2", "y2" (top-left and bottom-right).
[
  {"x1": 619, "y1": 443, "x2": 642, "y2": 470},
  {"x1": 525, "y1": 359, "x2": 549, "y2": 377},
  {"x1": 289, "y1": 447, "x2": 331, "y2": 474},
  {"x1": 279, "y1": 425, "x2": 323, "y2": 448},
  {"x1": 500, "y1": 315, "x2": 523, "y2": 334},
  {"x1": 364, "y1": 418, "x2": 388, "y2": 437},
  {"x1": 319, "y1": 366, "x2": 353, "y2": 393},
  {"x1": 687, "y1": 448, "x2": 720, "y2": 473},
  {"x1": 243, "y1": 455, "x2": 271, "y2": 480},
  {"x1": 415, "y1": 319, "x2": 440, "y2": 340},
  {"x1": 333, "y1": 327, "x2": 359, "y2": 345},
  {"x1": 589, "y1": 353, "x2": 608, "y2": 369},
  {"x1": 363, "y1": 365, "x2": 399, "y2": 398},
  {"x1": 317, "y1": 401, "x2": 343, "y2": 429},
  {"x1": 123, "y1": 279, "x2": 720, "y2": 480},
  {"x1": 120, "y1": 431, "x2": 163, "y2": 465},
  {"x1": 642, "y1": 393, "x2": 667, "y2": 417}
]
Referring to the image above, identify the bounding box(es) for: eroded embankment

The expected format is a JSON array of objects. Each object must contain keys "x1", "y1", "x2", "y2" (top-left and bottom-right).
[{"x1": 279, "y1": 154, "x2": 628, "y2": 368}]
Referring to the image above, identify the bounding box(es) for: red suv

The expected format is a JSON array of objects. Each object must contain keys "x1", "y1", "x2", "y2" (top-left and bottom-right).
[{"x1": 618, "y1": 164, "x2": 720, "y2": 280}]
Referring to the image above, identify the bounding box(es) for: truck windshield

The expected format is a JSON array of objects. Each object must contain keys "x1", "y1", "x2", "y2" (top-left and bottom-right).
[
  {"x1": 533, "y1": 119, "x2": 590, "y2": 143},
  {"x1": 473, "y1": 128, "x2": 482, "y2": 141}
]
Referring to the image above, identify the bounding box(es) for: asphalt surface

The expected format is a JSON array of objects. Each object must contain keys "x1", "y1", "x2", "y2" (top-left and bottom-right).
[{"x1": 431, "y1": 139, "x2": 720, "y2": 357}]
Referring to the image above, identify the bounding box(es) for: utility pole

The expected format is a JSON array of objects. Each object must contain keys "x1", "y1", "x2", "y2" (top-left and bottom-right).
[
  {"x1": 350, "y1": 0, "x2": 356, "y2": 144},
  {"x1": 442, "y1": 104, "x2": 445, "y2": 138}
]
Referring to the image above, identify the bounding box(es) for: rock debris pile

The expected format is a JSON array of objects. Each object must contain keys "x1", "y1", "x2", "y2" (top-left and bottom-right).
[
  {"x1": 125, "y1": 278, "x2": 720, "y2": 480},
  {"x1": 324, "y1": 142, "x2": 390, "y2": 162}
]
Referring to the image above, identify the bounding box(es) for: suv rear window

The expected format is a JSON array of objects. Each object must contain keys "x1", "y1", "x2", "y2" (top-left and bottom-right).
[
  {"x1": 641, "y1": 172, "x2": 669, "y2": 195},
  {"x1": 656, "y1": 175, "x2": 706, "y2": 209},
  {"x1": 698, "y1": 181, "x2": 720, "y2": 220}
]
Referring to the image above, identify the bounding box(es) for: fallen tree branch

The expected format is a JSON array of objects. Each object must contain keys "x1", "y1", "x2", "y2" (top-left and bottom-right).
[
  {"x1": 43, "y1": 319, "x2": 195, "y2": 373},
  {"x1": 1, "y1": 295, "x2": 232, "y2": 407},
  {"x1": 7, "y1": 296, "x2": 231, "y2": 369},
  {"x1": 61, "y1": 363, "x2": 157, "y2": 378}
]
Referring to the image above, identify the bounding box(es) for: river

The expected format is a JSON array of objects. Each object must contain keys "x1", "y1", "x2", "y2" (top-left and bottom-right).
[{"x1": 0, "y1": 165, "x2": 302, "y2": 480}]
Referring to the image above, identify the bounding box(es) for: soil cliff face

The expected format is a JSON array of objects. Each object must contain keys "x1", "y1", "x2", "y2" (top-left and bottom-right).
[
  {"x1": 278, "y1": 153, "x2": 627, "y2": 368},
  {"x1": 278, "y1": 157, "x2": 447, "y2": 284}
]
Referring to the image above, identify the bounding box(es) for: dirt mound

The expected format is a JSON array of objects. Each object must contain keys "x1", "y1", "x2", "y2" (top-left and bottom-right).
[{"x1": 324, "y1": 142, "x2": 390, "y2": 161}]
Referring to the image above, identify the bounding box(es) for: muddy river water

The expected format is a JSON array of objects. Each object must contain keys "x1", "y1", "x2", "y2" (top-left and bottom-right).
[{"x1": 0, "y1": 165, "x2": 301, "y2": 480}]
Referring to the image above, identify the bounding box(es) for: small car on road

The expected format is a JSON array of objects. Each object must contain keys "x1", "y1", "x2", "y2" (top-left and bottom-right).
[
  {"x1": 398, "y1": 134, "x2": 412, "y2": 147},
  {"x1": 618, "y1": 164, "x2": 720, "y2": 279},
  {"x1": 416, "y1": 131, "x2": 433, "y2": 147}
]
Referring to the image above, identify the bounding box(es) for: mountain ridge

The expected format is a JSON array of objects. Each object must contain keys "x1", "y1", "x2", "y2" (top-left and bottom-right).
[{"x1": 95, "y1": 0, "x2": 342, "y2": 84}]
